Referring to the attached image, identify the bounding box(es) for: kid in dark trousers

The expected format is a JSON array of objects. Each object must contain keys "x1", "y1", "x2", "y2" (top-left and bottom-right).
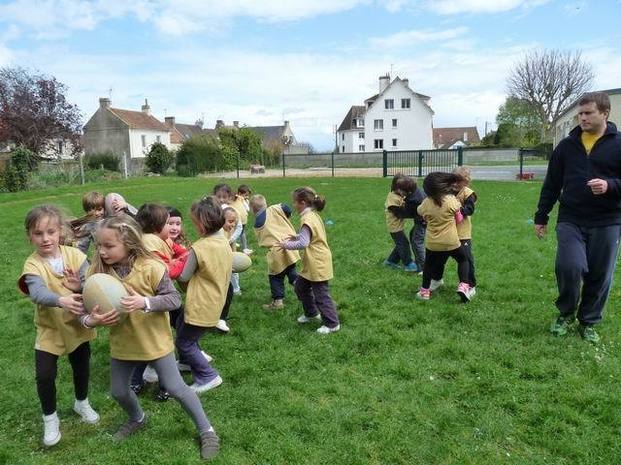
[
  {"x1": 384, "y1": 174, "x2": 419, "y2": 272},
  {"x1": 453, "y1": 166, "x2": 477, "y2": 292}
]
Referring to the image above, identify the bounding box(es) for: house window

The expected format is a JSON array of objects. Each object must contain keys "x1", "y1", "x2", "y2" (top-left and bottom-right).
[
  {"x1": 358, "y1": 118, "x2": 364, "y2": 127},
  {"x1": 392, "y1": 138, "x2": 398, "y2": 147},
  {"x1": 359, "y1": 144, "x2": 365, "y2": 151},
  {"x1": 374, "y1": 119, "x2": 383, "y2": 130},
  {"x1": 342, "y1": 145, "x2": 345, "y2": 153},
  {"x1": 359, "y1": 132, "x2": 364, "y2": 139},
  {"x1": 401, "y1": 98, "x2": 411, "y2": 109},
  {"x1": 374, "y1": 139, "x2": 383, "y2": 149},
  {"x1": 385, "y1": 99, "x2": 394, "y2": 110},
  {"x1": 141, "y1": 135, "x2": 146, "y2": 148},
  {"x1": 341, "y1": 133, "x2": 345, "y2": 141},
  {"x1": 392, "y1": 119, "x2": 398, "y2": 128},
  {"x1": 156, "y1": 135, "x2": 161, "y2": 143}
]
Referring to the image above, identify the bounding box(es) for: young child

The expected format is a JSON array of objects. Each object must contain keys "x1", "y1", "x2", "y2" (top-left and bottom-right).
[
  {"x1": 384, "y1": 174, "x2": 419, "y2": 272},
  {"x1": 104, "y1": 192, "x2": 137, "y2": 217},
  {"x1": 85, "y1": 215, "x2": 220, "y2": 459},
  {"x1": 229, "y1": 184, "x2": 253, "y2": 254},
  {"x1": 219, "y1": 207, "x2": 239, "y2": 332},
  {"x1": 214, "y1": 183, "x2": 244, "y2": 292},
  {"x1": 167, "y1": 206, "x2": 191, "y2": 248},
  {"x1": 250, "y1": 194, "x2": 300, "y2": 310},
  {"x1": 71, "y1": 191, "x2": 105, "y2": 254},
  {"x1": 452, "y1": 166, "x2": 477, "y2": 294},
  {"x1": 279, "y1": 187, "x2": 340, "y2": 334},
  {"x1": 18, "y1": 205, "x2": 100, "y2": 447},
  {"x1": 177, "y1": 196, "x2": 233, "y2": 393},
  {"x1": 416, "y1": 172, "x2": 473, "y2": 302}
]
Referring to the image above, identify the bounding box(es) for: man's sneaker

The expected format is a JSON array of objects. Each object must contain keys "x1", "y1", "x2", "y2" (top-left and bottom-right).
[
  {"x1": 215, "y1": 319, "x2": 230, "y2": 332},
  {"x1": 263, "y1": 299, "x2": 284, "y2": 310},
  {"x1": 317, "y1": 324, "x2": 340, "y2": 334},
  {"x1": 429, "y1": 279, "x2": 444, "y2": 292},
  {"x1": 457, "y1": 282, "x2": 473, "y2": 302},
  {"x1": 155, "y1": 389, "x2": 170, "y2": 402},
  {"x1": 113, "y1": 414, "x2": 147, "y2": 441},
  {"x1": 416, "y1": 288, "x2": 431, "y2": 300},
  {"x1": 42, "y1": 412, "x2": 61, "y2": 447},
  {"x1": 297, "y1": 313, "x2": 321, "y2": 324},
  {"x1": 130, "y1": 383, "x2": 144, "y2": 395},
  {"x1": 550, "y1": 315, "x2": 576, "y2": 336},
  {"x1": 143, "y1": 365, "x2": 159, "y2": 383},
  {"x1": 200, "y1": 430, "x2": 220, "y2": 459},
  {"x1": 404, "y1": 262, "x2": 419, "y2": 273},
  {"x1": 178, "y1": 351, "x2": 213, "y2": 372},
  {"x1": 383, "y1": 259, "x2": 401, "y2": 269},
  {"x1": 190, "y1": 375, "x2": 223, "y2": 394},
  {"x1": 579, "y1": 324, "x2": 600, "y2": 344},
  {"x1": 73, "y1": 399, "x2": 100, "y2": 424}
]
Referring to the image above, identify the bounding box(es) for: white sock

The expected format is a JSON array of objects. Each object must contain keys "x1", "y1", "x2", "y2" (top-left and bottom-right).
[
  {"x1": 75, "y1": 399, "x2": 89, "y2": 408},
  {"x1": 43, "y1": 412, "x2": 58, "y2": 421}
]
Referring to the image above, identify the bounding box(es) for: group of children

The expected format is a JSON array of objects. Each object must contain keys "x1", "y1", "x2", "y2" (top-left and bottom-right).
[
  {"x1": 384, "y1": 167, "x2": 477, "y2": 302},
  {"x1": 18, "y1": 184, "x2": 340, "y2": 459}
]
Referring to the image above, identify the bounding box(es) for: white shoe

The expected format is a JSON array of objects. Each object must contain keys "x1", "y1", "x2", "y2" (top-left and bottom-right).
[
  {"x1": 190, "y1": 375, "x2": 223, "y2": 394},
  {"x1": 242, "y1": 248, "x2": 253, "y2": 255},
  {"x1": 470, "y1": 286, "x2": 476, "y2": 297},
  {"x1": 233, "y1": 289, "x2": 242, "y2": 296},
  {"x1": 42, "y1": 412, "x2": 61, "y2": 446},
  {"x1": 73, "y1": 399, "x2": 100, "y2": 424},
  {"x1": 143, "y1": 365, "x2": 159, "y2": 383},
  {"x1": 429, "y1": 279, "x2": 444, "y2": 292},
  {"x1": 216, "y1": 319, "x2": 230, "y2": 332},
  {"x1": 178, "y1": 351, "x2": 214, "y2": 372},
  {"x1": 317, "y1": 324, "x2": 340, "y2": 334},
  {"x1": 297, "y1": 314, "x2": 321, "y2": 324}
]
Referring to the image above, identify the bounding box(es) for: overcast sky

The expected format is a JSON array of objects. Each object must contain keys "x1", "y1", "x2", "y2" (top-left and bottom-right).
[{"x1": 1, "y1": 0, "x2": 620, "y2": 150}]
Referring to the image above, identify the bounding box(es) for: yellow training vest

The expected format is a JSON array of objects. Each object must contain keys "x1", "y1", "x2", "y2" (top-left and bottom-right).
[
  {"x1": 185, "y1": 231, "x2": 233, "y2": 327},
  {"x1": 455, "y1": 186, "x2": 475, "y2": 240},
  {"x1": 417, "y1": 195, "x2": 462, "y2": 252},
  {"x1": 19, "y1": 245, "x2": 95, "y2": 356},
  {"x1": 254, "y1": 205, "x2": 301, "y2": 275},
  {"x1": 385, "y1": 192, "x2": 405, "y2": 233},
  {"x1": 142, "y1": 233, "x2": 172, "y2": 261},
  {"x1": 100, "y1": 257, "x2": 173, "y2": 361},
  {"x1": 299, "y1": 210, "x2": 333, "y2": 282},
  {"x1": 229, "y1": 195, "x2": 249, "y2": 225}
]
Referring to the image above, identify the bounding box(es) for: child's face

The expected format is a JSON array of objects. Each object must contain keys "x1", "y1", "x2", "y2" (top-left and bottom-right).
[
  {"x1": 157, "y1": 215, "x2": 171, "y2": 241},
  {"x1": 223, "y1": 212, "x2": 237, "y2": 232},
  {"x1": 89, "y1": 206, "x2": 105, "y2": 219},
  {"x1": 215, "y1": 190, "x2": 231, "y2": 205},
  {"x1": 29, "y1": 216, "x2": 61, "y2": 258},
  {"x1": 167, "y1": 216, "x2": 182, "y2": 240},
  {"x1": 292, "y1": 198, "x2": 306, "y2": 213},
  {"x1": 96, "y1": 227, "x2": 128, "y2": 266},
  {"x1": 239, "y1": 191, "x2": 250, "y2": 200}
]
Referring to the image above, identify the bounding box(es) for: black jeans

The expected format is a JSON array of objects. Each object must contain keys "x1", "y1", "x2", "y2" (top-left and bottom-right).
[
  {"x1": 409, "y1": 222, "x2": 426, "y2": 269},
  {"x1": 36, "y1": 342, "x2": 91, "y2": 415},
  {"x1": 460, "y1": 239, "x2": 476, "y2": 287},
  {"x1": 422, "y1": 246, "x2": 469, "y2": 289},
  {"x1": 387, "y1": 231, "x2": 412, "y2": 265},
  {"x1": 269, "y1": 264, "x2": 299, "y2": 300},
  {"x1": 219, "y1": 282, "x2": 234, "y2": 320}
]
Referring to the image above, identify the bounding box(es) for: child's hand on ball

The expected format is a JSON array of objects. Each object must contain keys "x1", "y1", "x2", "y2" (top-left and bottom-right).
[
  {"x1": 121, "y1": 286, "x2": 146, "y2": 312},
  {"x1": 59, "y1": 294, "x2": 84, "y2": 315},
  {"x1": 62, "y1": 268, "x2": 81, "y2": 292},
  {"x1": 88, "y1": 305, "x2": 120, "y2": 326}
]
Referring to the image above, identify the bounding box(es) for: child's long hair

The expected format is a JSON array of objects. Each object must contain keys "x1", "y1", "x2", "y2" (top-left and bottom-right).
[
  {"x1": 423, "y1": 172, "x2": 464, "y2": 207},
  {"x1": 392, "y1": 174, "x2": 415, "y2": 194},
  {"x1": 26, "y1": 204, "x2": 74, "y2": 245},
  {"x1": 293, "y1": 186, "x2": 326, "y2": 212},
  {"x1": 191, "y1": 196, "x2": 224, "y2": 236},
  {"x1": 90, "y1": 215, "x2": 153, "y2": 274}
]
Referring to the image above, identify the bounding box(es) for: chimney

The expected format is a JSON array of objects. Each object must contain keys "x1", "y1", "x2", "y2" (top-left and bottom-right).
[
  {"x1": 99, "y1": 97, "x2": 111, "y2": 109},
  {"x1": 195, "y1": 119, "x2": 204, "y2": 129},
  {"x1": 233, "y1": 121, "x2": 239, "y2": 128},
  {"x1": 164, "y1": 116, "x2": 176, "y2": 128},
  {"x1": 463, "y1": 131, "x2": 468, "y2": 142},
  {"x1": 215, "y1": 120, "x2": 224, "y2": 129},
  {"x1": 141, "y1": 98, "x2": 151, "y2": 115},
  {"x1": 402, "y1": 78, "x2": 409, "y2": 88},
  {"x1": 379, "y1": 73, "x2": 390, "y2": 93}
]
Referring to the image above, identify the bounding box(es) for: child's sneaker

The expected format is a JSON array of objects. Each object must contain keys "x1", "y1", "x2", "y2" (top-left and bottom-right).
[
  {"x1": 262, "y1": 299, "x2": 284, "y2": 310},
  {"x1": 155, "y1": 389, "x2": 170, "y2": 402},
  {"x1": 550, "y1": 315, "x2": 575, "y2": 336},
  {"x1": 317, "y1": 324, "x2": 340, "y2": 334},
  {"x1": 429, "y1": 279, "x2": 444, "y2": 291},
  {"x1": 200, "y1": 430, "x2": 220, "y2": 459},
  {"x1": 73, "y1": 399, "x2": 100, "y2": 424},
  {"x1": 233, "y1": 289, "x2": 242, "y2": 296},
  {"x1": 578, "y1": 324, "x2": 600, "y2": 344},
  {"x1": 404, "y1": 262, "x2": 419, "y2": 273},
  {"x1": 383, "y1": 259, "x2": 401, "y2": 269},
  {"x1": 297, "y1": 313, "x2": 321, "y2": 324},
  {"x1": 216, "y1": 319, "x2": 230, "y2": 332},
  {"x1": 113, "y1": 414, "x2": 147, "y2": 441},
  {"x1": 242, "y1": 248, "x2": 254, "y2": 255},
  {"x1": 42, "y1": 412, "x2": 61, "y2": 447},
  {"x1": 190, "y1": 375, "x2": 223, "y2": 394},
  {"x1": 143, "y1": 365, "x2": 159, "y2": 383},
  {"x1": 130, "y1": 383, "x2": 144, "y2": 395},
  {"x1": 177, "y1": 351, "x2": 213, "y2": 372},
  {"x1": 416, "y1": 288, "x2": 431, "y2": 300},
  {"x1": 457, "y1": 282, "x2": 473, "y2": 302}
]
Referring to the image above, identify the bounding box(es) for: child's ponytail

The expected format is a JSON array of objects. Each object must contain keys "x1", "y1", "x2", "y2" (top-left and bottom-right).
[
  {"x1": 293, "y1": 187, "x2": 326, "y2": 212},
  {"x1": 423, "y1": 172, "x2": 464, "y2": 207}
]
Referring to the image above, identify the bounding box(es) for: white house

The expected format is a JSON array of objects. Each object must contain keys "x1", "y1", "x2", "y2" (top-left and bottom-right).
[
  {"x1": 554, "y1": 88, "x2": 621, "y2": 146},
  {"x1": 337, "y1": 75, "x2": 434, "y2": 153}
]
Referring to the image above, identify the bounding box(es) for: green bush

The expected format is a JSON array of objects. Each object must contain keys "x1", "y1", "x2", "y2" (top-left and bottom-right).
[
  {"x1": 534, "y1": 142, "x2": 553, "y2": 159},
  {"x1": 145, "y1": 142, "x2": 174, "y2": 174},
  {"x1": 2, "y1": 146, "x2": 34, "y2": 192},
  {"x1": 86, "y1": 152, "x2": 120, "y2": 172},
  {"x1": 176, "y1": 135, "x2": 223, "y2": 176}
]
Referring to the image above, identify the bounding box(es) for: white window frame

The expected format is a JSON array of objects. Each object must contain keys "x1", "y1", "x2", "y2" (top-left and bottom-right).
[
  {"x1": 374, "y1": 139, "x2": 383, "y2": 149},
  {"x1": 385, "y1": 99, "x2": 394, "y2": 110},
  {"x1": 374, "y1": 119, "x2": 384, "y2": 130},
  {"x1": 392, "y1": 138, "x2": 398, "y2": 147},
  {"x1": 359, "y1": 132, "x2": 364, "y2": 139},
  {"x1": 141, "y1": 135, "x2": 146, "y2": 148},
  {"x1": 359, "y1": 144, "x2": 365, "y2": 151},
  {"x1": 401, "y1": 98, "x2": 411, "y2": 109},
  {"x1": 392, "y1": 119, "x2": 398, "y2": 128}
]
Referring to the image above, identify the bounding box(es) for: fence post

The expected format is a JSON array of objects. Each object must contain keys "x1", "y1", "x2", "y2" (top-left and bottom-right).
[
  {"x1": 236, "y1": 152, "x2": 240, "y2": 179},
  {"x1": 418, "y1": 151, "x2": 423, "y2": 178},
  {"x1": 519, "y1": 148, "x2": 524, "y2": 178},
  {"x1": 79, "y1": 152, "x2": 85, "y2": 185},
  {"x1": 331, "y1": 151, "x2": 335, "y2": 178},
  {"x1": 122, "y1": 151, "x2": 128, "y2": 179},
  {"x1": 457, "y1": 146, "x2": 463, "y2": 166},
  {"x1": 282, "y1": 152, "x2": 286, "y2": 178},
  {"x1": 382, "y1": 150, "x2": 387, "y2": 177}
]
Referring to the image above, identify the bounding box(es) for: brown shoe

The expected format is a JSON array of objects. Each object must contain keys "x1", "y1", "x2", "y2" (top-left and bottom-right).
[
  {"x1": 200, "y1": 430, "x2": 220, "y2": 459},
  {"x1": 262, "y1": 299, "x2": 284, "y2": 310},
  {"x1": 113, "y1": 415, "x2": 147, "y2": 441}
]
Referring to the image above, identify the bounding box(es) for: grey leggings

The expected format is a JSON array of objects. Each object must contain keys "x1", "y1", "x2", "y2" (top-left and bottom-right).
[{"x1": 110, "y1": 352, "x2": 211, "y2": 433}]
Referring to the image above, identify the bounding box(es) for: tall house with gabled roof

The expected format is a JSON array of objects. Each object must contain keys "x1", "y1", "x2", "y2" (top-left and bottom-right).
[{"x1": 337, "y1": 74, "x2": 433, "y2": 153}]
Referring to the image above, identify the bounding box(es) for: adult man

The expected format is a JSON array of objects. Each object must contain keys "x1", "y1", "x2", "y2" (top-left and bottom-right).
[{"x1": 534, "y1": 92, "x2": 621, "y2": 343}]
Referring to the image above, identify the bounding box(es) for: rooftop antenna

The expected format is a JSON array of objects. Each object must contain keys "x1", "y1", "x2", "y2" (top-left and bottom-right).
[
  {"x1": 390, "y1": 64, "x2": 394, "y2": 79},
  {"x1": 108, "y1": 87, "x2": 113, "y2": 99},
  {"x1": 164, "y1": 108, "x2": 167, "y2": 116}
]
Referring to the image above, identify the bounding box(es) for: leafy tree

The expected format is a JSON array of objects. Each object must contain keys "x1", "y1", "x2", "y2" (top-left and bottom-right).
[
  {"x1": 145, "y1": 142, "x2": 173, "y2": 174},
  {"x1": 0, "y1": 67, "x2": 82, "y2": 160},
  {"x1": 507, "y1": 49, "x2": 593, "y2": 141},
  {"x1": 176, "y1": 135, "x2": 221, "y2": 176},
  {"x1": 2, "y1": 146, "x2": 34, "y2": 191},
  {"x1": 494, "y1": 97, "x2": 542, "y2": 147}
]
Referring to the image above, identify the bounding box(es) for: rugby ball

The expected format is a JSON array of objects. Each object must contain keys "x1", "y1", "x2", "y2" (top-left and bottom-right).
[
  {"x1": 83, "y1": 273, "x2": 129, "y2": 314},
  {"x1": 232, "y1": 252, "x2": 252, "y2": 273}
]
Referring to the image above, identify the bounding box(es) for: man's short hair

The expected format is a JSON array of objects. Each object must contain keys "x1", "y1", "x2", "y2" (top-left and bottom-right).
[{"x1": 578, "y1": 92, "x2": 611, "y2": 114}]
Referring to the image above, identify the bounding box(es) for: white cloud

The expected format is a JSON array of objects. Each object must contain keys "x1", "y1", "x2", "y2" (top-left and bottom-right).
[
  {"x1": 422, "y1": 0, "x2": 550, "y2": 15},
  {"x1": 369, "y1": 27, "x2": 468, "y2": 48}
]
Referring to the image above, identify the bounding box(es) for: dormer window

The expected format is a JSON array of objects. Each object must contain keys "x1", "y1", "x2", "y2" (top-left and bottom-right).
[{"x1": 385, "y1": 99, "x2": 394, "y2": 110}]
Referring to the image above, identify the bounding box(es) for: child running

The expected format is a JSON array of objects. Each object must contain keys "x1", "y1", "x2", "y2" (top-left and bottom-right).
[
  {"x1": 229, "y1": 184, "x2": 253, "y2": 254},
  {"x1": 453, "y1": 166, "x2": 477, "y2": 294},
  {"x1": 384, "y1": 174, "x2": 419, "y2": 272},
  {"x1": 85, "y1": 215, "x2": 219, "y2": 459},
  {"x1": 71, "y1": 191, "x2": 105, "y2": 254},
  {"x1": 250, "y1": 194, "x2": 300, "y2": 310},
  {"x1": 18, "y1": 205, "x2": 101, "y2": 447},
  {"x1": 177, "y1": 196, "x2": 233, "y2": 393},
  {"x1": 416, "y1": 172, "x2": 473, "y2": 302},
  {"x1": 279, "y1": 187, "x2": 340, "y2": 334}
]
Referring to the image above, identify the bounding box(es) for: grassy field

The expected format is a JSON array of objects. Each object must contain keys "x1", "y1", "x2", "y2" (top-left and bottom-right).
[{"x1": 1, "y1": 176, "x2": 620, "y2": 465}]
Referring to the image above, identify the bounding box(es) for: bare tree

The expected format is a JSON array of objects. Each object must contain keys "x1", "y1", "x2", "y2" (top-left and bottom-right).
[
  {"x1": 507, "y1": 49, "x2": 594, "y2": 141},
  {"x1": 0, "y1": 67, "x2": 83, "y2": 160}
]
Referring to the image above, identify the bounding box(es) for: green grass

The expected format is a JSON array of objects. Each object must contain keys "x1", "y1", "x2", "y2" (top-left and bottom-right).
[{"x1": 1, "y1": 176, "x2": 621, "y2": 465}]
